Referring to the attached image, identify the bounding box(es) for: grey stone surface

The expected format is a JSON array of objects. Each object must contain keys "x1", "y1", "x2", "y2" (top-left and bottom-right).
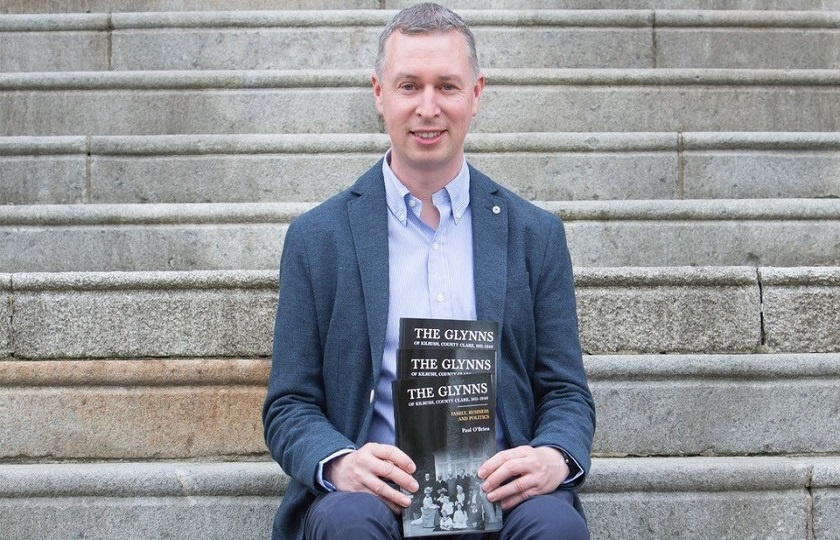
[
  {"x1": 3, "y1": 0, "x2": 840, "y2": 11},
  {"x1": 586, "y1": 354, "x2": 840, "y2": 455},
  {"x1": 0, "y1": 358, "x2": 269, "y2": 459},
  {"x1": 761, "y1": 268, "x2": 840, "y2": 353},
  {"x1": 0, "y1": 0, "x2": 378, "y2": 12},
  {"x1": 0, "y1": 461, "x2": 284, "y2": 540},
  {"x1": 559, "y1": 199, "x2": 840, "y2": 267},
  {"x1": 11, "y1": 270, "x2": 278, "y2": 359},
  {"x1": 813, "y1": 459, "x2": 840, "y2": 540},
  {"x1": 0, "y1": 72, "x2": 378, "y2": 136},
  {"x1": 0, "y1": 385, "x2": 268, "y2": 459},
  {"x1": 0, "y1": 23, "x2": 109, "y2": 71},
  {"x1": 3, "y1": 132, "x2": 832, "y2": 203},
  {"x1": 581, "y1": 456, "x2": 811, "y2": 540},
  {"x1": 0, "y1": 457, "x2": 832, "y2": 540},
  {"x1": 106, "y1": 11, "x2": 652, "y2": 70},
  {"x1": 86, "y1": 132, "x2": 678, "y2": 203},
  {"x1": 0, "y1": 136, "x2": 88, "y2": 205},
  {"x1": 682, "y1": 132, "x2": 840, "y2": 199},
  {"x1": 4, "y1": 200, "x2": 839, "y2": 272},
  {"x1": 0, "y1": 274, "x2": 9, "y2": 359},
  {"x1": 0, "y1": 205, "x2": 292, "y2": 272},
  {"x1": 575, "y1": 266, "x2": 761, "y2": 354},
  {"x1": 655, "y1": 11, "x2": 840, "y2": 69},
  {"x1": 4, "y1": 70, "x2": 840, "y2": 136}
]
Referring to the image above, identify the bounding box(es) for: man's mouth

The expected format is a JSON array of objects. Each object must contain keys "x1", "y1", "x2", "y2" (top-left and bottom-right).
[{"x1": 413, "y1": 131, "x2": 443, "y2": 140}]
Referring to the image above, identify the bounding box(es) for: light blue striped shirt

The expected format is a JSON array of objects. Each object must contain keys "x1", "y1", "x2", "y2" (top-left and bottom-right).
[{"x1": 367, "y1": 153, "x2": 477, "y2": 445}]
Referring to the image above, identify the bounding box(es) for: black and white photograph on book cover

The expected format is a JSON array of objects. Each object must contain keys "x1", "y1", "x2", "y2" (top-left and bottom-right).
[{"x1": 393, "y1": 373, "x2": 503, "y2": 537}]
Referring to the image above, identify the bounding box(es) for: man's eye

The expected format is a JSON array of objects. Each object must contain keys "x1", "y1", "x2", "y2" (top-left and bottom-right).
[{"x1": 400, "y1": 83, "x2": 416, "y2": 91}]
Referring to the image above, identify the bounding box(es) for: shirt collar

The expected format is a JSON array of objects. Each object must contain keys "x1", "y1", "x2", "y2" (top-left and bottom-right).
[{"x1": 382, "y1": 150, "x2": 471, "y2": 226}]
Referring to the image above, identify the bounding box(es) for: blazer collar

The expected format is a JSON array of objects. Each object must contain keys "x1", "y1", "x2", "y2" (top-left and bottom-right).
[{"x1": 469, "y1": 165, "x2": 508, "y2": 326}]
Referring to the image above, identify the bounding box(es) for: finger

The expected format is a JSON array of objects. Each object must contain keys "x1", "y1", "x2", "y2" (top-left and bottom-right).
[
  {"x1": 365, "y1": 477, "x2": 413, "y2": 509},
  {"x1": 368, "y1": 443, "x2": 417, "y2": 474}
]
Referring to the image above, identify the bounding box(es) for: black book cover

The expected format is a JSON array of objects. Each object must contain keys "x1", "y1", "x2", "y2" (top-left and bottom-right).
[
  {"x1": 393, "y1": 373, "x2": 503, "y2": 536},
  {"x1": 399, "y1": 318, "x2": 499, "y2": 351},
  {"x1": 396, "y1": 347, "x2": 496, "y2": 380}
]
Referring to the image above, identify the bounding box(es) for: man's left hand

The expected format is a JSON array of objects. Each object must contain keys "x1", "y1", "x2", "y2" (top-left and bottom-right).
[{"x1": 476, "y1": 446, "x2": 570, "y2": 510}]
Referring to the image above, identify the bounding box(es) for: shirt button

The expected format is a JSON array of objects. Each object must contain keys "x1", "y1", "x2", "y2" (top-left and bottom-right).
[
  {"x1": 492, "y1": 206, "x2": 501, "y2": 215},
  {"x1": 436, "y1": 293, "x2": 445, "y2": 302},
  {"x1": 432, "y1": 242, "x2": 439, "y2": 251},
  {"x1": 408, "y1": 199, "x2": 417, "y2": 208}
]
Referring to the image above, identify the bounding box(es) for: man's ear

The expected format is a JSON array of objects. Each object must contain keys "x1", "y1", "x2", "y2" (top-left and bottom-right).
[
  {"x1": 472, "y1": 74, "x2": 486, "y2": 117},
  {"x1": 372, "y1": 74, "x2": 384, "y2": 115}
]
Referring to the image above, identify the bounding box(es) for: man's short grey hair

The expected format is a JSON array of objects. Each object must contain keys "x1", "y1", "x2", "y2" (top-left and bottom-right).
[{"x1": 375, "y1": 2, "x2": 481, "y2": 81}]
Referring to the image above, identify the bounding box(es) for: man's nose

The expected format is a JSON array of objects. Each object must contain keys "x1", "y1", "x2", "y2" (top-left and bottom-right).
[{"x1": 416, "y1": 87, "x2": 441, "y2": 117}]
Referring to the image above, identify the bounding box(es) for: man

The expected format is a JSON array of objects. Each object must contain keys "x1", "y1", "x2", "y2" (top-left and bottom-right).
[{"x1": 262, "y1": 4, "x2": 595, "y2": 539}]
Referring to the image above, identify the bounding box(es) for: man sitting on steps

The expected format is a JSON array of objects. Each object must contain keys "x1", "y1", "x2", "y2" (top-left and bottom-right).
[{"x1": 262, "y1": 4, "x2": 596, "y2": 539}]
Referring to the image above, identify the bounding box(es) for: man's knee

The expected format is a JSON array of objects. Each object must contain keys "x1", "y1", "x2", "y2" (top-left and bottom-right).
[
  {"x1": 500, "y1": 490, "x2": 588, "y2": 540},
  {"x1": 304, "y1": 492, "x2": 402, "y2": 540}
]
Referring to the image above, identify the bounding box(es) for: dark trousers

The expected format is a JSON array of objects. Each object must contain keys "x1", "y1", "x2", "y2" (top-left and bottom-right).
[{"x1": 304, "y1": 489, "x2": 588, "y2": 540}]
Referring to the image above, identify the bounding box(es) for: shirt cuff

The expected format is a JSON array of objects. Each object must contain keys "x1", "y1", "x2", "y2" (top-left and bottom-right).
[
  {"x1": 315, "y1": 447, "x2": 356, "y2": 491},
  {"x1": 554, "y1": 447, "x2": 585, "y2": 485}
]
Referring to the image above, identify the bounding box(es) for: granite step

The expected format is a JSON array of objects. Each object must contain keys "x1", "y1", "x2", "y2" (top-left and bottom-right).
[
  {"x1": 2, "y1": 0, "x2": 840, "y2": 13},
  {"x1": 2, "y1": 199, "x2": 839, "y2": 271},
  {"x1": 1, "y1": 267, "x2": 838, "y2": 360},
  {"x1": 1, "y1": 354, "x2": 837, "y2": 460},
  {"x1": 3, "y1": 69, "x2": 840, "y2": 136},
  {"x1": 3, "y1": 133, "x2": 840, "y2": 205},
  {"x1": 0, "y1": 456, "x2": 836, "y2": 540},
  {"x1": 2, "y1": 10, "x2": 839, "y2": 72}
]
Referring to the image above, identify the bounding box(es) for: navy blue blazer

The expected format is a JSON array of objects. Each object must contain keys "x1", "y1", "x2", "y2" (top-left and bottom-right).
[{"x1": 263, "y1": 161, "x2": 595, "y2": 540}]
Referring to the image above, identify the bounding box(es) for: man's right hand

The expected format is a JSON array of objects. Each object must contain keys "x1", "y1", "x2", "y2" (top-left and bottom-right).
[{"x1": 324, "y1": 442, "x2": 419, "y2": 514}]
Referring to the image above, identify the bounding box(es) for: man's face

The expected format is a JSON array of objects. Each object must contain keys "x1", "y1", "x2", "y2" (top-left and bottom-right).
[{"x1": 372, "y1": 30, "x2": 485, "y2": 183}]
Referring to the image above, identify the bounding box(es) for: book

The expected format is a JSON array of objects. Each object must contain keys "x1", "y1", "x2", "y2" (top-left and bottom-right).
[
  {"x1": 399, "y1": 318, "x2": 499, "y2": 351},
  {"x1": 396, "y1": 347, "x2": 496, "y2": 380},
  {"x1": 394, "y1": 318, "x2": 503, "y2": 537},
  {"x1": 394, "y1": 373, "x2": 503, "y2": 536}
]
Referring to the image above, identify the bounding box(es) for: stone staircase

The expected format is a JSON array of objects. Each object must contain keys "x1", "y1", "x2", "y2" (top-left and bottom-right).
[{"x1": 1, "y1": 1, "x2": 839, "y2": 539}]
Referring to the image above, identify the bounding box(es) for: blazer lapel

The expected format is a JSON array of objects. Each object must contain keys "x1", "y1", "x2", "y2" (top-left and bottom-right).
[
  {"x1": 347, "y1": 164, "x2": 390, "y2": 377},
  {"x1": 470, "y1": 167, "x2": 508, "y2": 325}
]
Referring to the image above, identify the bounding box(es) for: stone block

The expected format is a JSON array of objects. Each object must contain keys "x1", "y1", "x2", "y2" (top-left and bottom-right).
[
  {"x1": 575, "y1": 267, "x2": 761, "y2": 354},
  {"x1": 0, "y1": 15, "x2": 109, "y2": 71},
  {"x1": 560, "y1": 199, "x2": 840, "y2": 267},
  {"x1": 0, "y1": 72, "x2": 378, "y2": 136},
  {"x1": 0, "y1": 137, "x2": 87, "y2": 204},
  {"x1": 0, "y1": 461, "x2": 284, "y2": 540},
  {"x1": 86, "y1": 133, "x2": 679, "y2": 203},
  {"x1": 11, "y1": 271, "x2": 277, "y2": 359},
  {"x1": 580, "y1": 456, "x2": 810, "y2": 540},
  {"x1": 682, "y1": 133, "x2": 840, "y2": 199},
  {"x1": 0, "y1": 359, "x2": 269, "y2": 459},
  {"x1": 467, "y1": 132, "x2": 679, "y2": 201},
  {"x1": 89, "y1": 133, "x2": 388, "y2": 203},
  {"x1": 473, "y1": 70, "x2": 840, "y2": 133},
  {"x1": 0, "y1": 274, "x2": 9, "y2": 358},
  {"x1": 0, "y1": 203, "x2": 291, "y2": 272},
  {"x1": 762, "y1": 268, "x2": 840, "y2": 353},
  {"x1": 1, "y1": 0, "x2": 378, "y2": 12},
  {"x1": 108, "y1": 11, "x2": 651, "y2": 70},
  {"x1": 811, "y1": 458, "x2": 840, "y2": 540},
  {"x1": 5, "y1": 70, "x2": 840, "y2": 136},
  {"x1": 655, "y1": 11, "x2": 840, "y2": 69},
  {"x1": 587, "y1": 354, "x2": 840, "y2": 456}
]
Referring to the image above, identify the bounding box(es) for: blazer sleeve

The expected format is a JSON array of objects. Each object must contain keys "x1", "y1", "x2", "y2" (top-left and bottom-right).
[
  {"x1": 262, "y1": 217, "x2": 356, "y2": 493},
  {"x1": 528, "y1": 217, "x2": 596, "y2": 485}
]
